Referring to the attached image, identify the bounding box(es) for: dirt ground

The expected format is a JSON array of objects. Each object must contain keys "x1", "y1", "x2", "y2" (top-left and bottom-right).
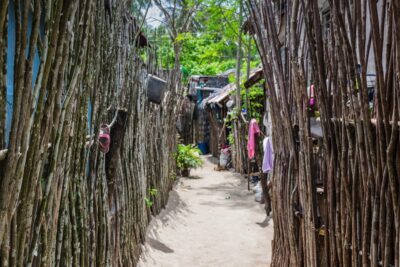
[{"x1": 138, "y1": 156, "x2": 273, "y2": 267}]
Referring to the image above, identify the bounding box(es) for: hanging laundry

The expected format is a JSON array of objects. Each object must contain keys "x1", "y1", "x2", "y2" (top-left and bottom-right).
[
  {"x1": 262, "y1": 137, "x2": 274, "y2": 173},
  {"x1": 247, "y1": 119, "x2": 261, "y2": 160}
]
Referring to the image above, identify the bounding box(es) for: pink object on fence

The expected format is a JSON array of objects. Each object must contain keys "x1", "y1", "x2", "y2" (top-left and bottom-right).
[{"x1": 99, "y1": 124, "x2": 111, "y2": 153}]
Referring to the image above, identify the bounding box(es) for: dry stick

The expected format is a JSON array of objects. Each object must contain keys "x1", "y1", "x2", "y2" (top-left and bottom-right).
[
  {"x1": 249, "y1": 0, "x2": 300, "y2": 264},
  {"x1": 332, "y1": 0, "x2": 377, "y2": 264},
  {"x1": 387, "y1": 78, "x2": 399, "y2": 267},
  {"x1": 0, "y1": 0, "x2": 8, "y2": 148},
  {"x1": 0, "y1": 0, "x2": 29, "y2": 247},
  {"x1": 14, "y1": 0, "x2": 43, "y2": 262},
  {"x1": 27, "y1": 0, "x2": 91, "y2": 263}
]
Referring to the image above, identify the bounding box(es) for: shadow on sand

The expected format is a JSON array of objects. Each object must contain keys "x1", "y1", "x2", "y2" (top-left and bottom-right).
[{"x1": 147, "y1": 238, "x2": 174, "y2": 253}]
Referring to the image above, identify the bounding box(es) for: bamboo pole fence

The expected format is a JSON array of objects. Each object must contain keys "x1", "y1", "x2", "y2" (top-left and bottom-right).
[
  {"x1": 248, "y1": 0, "x2": 400, "y2": 266},
  {"x1": 0, "y1": 0, "x2": 181, "y2": 265}
]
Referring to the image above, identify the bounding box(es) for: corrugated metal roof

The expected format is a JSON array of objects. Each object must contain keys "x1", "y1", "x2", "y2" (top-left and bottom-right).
[
  {"x1": 218, "y1": 68, "x2": 236, "y2": 77},
  {"x1": 207, "y1": 83, "x2": 236, "y2": 104}
]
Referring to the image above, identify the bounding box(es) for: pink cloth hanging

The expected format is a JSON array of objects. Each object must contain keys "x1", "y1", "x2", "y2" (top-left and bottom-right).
[{"x1": 247, "y1": 119, "x2": 261, "y2": 160}]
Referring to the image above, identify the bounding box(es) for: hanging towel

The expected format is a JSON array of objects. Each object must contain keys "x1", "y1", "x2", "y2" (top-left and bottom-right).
[
  {"x1": 262, "y1": 137, "x2": 274, "y2": 173},
  {"x1": 247, "y1": 119, "x2": 261, "y2": 160}
]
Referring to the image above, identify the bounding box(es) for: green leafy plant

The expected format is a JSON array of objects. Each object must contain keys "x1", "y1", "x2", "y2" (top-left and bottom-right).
[
  {"x1": 144, "y1": 197, "x2": 153, "y2": 208},
  {"x1": 146, "y1": 0, "x2": 260, "y2": 80},
  {"x1": 228, "y1": 132, "x2": 235, "y2": 145},
  {"x1": 175, "y1": 144, "x2": 204, "y2": 171},
  {"x1": 240, "y1": 85, "x2": 264, "y2": 122},
  {"x1": 149, "y1": 188, "x2": 158, "y2": 197},
  {"x1": 145, "y1": 188, "x2": 158, "y2": 208},
  {"x1": 224, "y1": 107, "x2": 240, "y2": 123}
]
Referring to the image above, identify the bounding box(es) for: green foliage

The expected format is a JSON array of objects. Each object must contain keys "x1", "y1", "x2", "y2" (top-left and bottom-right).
[
  {"x1": 149, "y1": 188, "x2": 158, "y2": 196},
  {"x1": 224, "y1": 83, "x2": 265, "y2": 145},
  {"x1": 145, "y1": 0, "x2": 260, "y2": 79},
  {"x1": 175, "y1": 144, "x2": 204, "y2": 170},
  {"x1": 224, "y1": 108, "x2": 239, "y2": 123},
  {"x1": 145, "y1": 188, "x2": 159, "y2": 208},
  {"x1": 228, "y1": 132, "x2": 235, "y2": 145},
  {"x1": 144, "y1": 197, "x2": 153, "y2": 208},
  {"x1": 131, "y1": 1, "x2": 151, "y2": 17},
  {"x1": 241, "y1": 84, "x2": 264, "y2": 122}
]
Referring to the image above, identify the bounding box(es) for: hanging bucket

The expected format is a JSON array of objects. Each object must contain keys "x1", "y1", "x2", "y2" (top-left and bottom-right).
[{"x1": 147, "y1": 74, "x2": 167, "y2": 104}]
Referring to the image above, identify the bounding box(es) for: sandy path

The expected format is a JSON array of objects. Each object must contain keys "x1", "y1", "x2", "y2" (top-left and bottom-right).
[{"x1": 138, "y1": 156, "x2": 273, "y2": 267}]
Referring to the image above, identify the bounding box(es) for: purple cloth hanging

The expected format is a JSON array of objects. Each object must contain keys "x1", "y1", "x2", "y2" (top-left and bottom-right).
[{"x1": 262, "y1": 137, "x2": 274, "y2": 173}]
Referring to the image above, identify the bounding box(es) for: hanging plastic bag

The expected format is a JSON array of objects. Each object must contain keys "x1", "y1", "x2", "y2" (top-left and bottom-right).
[{"x1": 254, "y1": 181, "x2": 263, "y2": 202}]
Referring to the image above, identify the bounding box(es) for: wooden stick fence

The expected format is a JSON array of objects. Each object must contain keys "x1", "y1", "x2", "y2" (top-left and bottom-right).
[
  {"x1": 0, "y1": 1, "x2": 181, "y2": 265},
  {"x1": 248, "y1": 0, "x2": 400, "y2": 266}
]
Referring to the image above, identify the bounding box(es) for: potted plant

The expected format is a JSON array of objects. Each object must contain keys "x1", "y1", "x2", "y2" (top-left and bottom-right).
[{"x1": 175, "y1": 144, "x2": 203, "y2": 177}]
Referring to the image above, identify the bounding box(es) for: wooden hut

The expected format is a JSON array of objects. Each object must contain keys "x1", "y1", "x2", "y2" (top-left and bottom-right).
[
  {"x1": 204, "y1": 83, "x2": 236, "y2": 157},
  {"x1": 187, "y1": 75, "x2": 229, "y2": 154}
]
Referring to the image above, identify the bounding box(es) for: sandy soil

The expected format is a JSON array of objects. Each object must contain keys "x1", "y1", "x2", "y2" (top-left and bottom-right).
[{"x1": 138, "y1": 156, "x2": 273, "y2": 267}]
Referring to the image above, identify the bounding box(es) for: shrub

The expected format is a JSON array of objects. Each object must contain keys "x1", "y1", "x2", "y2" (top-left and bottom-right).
[{"x1": 175, "y1": 144, "x2": 204, "y2": 171}]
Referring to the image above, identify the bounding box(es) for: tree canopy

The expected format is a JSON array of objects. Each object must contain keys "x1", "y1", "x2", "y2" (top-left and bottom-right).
[{"x1": 146, "y1": 0, "x2": 260, "y2": 77}]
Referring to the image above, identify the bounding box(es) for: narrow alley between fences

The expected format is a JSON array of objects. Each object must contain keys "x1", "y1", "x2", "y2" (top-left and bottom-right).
[
  {"x1": 138, "y1": 156, "x2": 273, "y2": 267},
  {"x1": 1, "y1": 0, "x2": 400, "y2": 266}
]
